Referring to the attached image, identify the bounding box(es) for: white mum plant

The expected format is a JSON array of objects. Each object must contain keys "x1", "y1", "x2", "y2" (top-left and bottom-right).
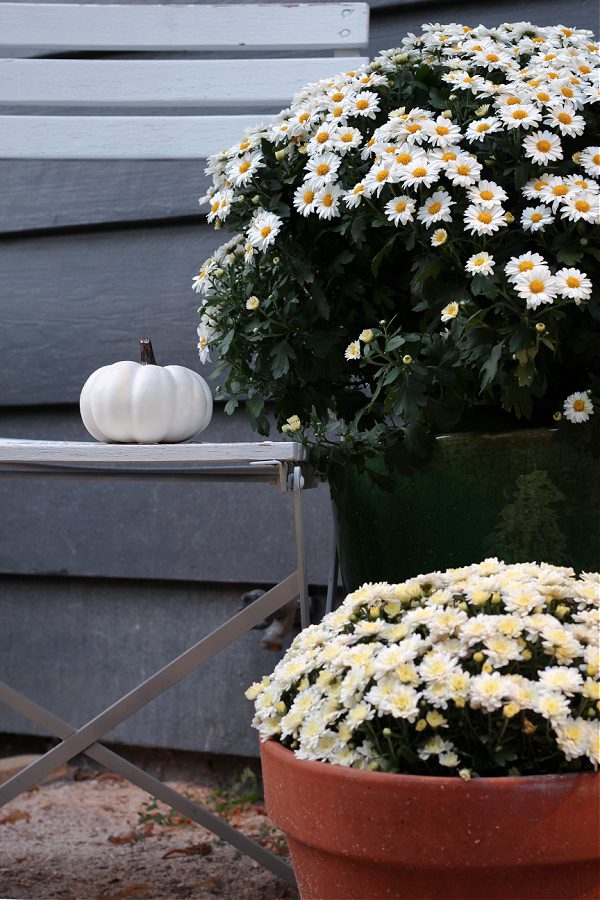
[
  {"x1": 196, "y1": 22, "x2": 600, "y2": 473},
  {"x1": 247, "y1": 561, "x2": 600, "y2": 777}
]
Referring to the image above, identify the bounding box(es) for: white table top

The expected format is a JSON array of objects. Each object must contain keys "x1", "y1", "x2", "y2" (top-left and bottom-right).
[{"x1": 0, "y1": 438, "x2": 306, "y2": 465}]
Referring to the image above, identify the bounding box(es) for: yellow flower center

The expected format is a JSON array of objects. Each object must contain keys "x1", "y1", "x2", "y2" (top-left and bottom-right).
[
  {"x1": 331, "y1": 92, "x2": 344, "y2": 102},
  {"x1": 436, "y1": 125, "x2": 449, "y2": 135},
  {"x1": 529, "y1": 279, "x2": 545, "y2": 293},
  {"x1": 354, "y1": 184, "x2": 365, "y2": 194},
  {"x1": 486, "y1": 53, "x2": 500, "y2": 62},
  {"x1": 480, "y1": 190, "x2": 494, "y2": 200},
  {"x1": 561, "y1": 86, "x2": 574, "y2": 98},
  {"x1": 341, "y1": 132, "x2": 353, "y2": 143},
  {"x1": 396, "y1": 153, "x2": 412, "y2": 165},
  {"x1": 473, "y1": 256, "x2": 486, "y2": 266},
  {"x1": 457, "y1": 164, "x2": 471, "y2": 175},
  {"x1": 332, "y1": 106, "x2": 344, "y2": 118},
  {"x1": 315, "y1": 163, "x2": 330, "y2": 176},
  {"x1": 478, "y1": 211, "x2": 493, "y2": 224},
  {"x1": 573, "y1": 399, "x2": 586, "y2": 411},
  {"x1": 260, "y1": 225, "x2": 272, "y2": 238},
  {"x1": 512, "y1": 109, "x2": 528, "y2": 120},
  {"x1": 239, "y1": 140, "x2": 250, "y2": 151},
  {"x1": 298, "y1": 113, "x2": 310, "y2": 124},
  {"x1": 412, "y1": 166, "x2": 427, "y2": 178},
  {"x1": 518, "y1": 260, "x2": 534, "y2": 271},
  {"x1": 376, "y1": 169, "x2": 390, "y2": 182},
  {"x1": 566, "y1": 276, "x2": 581, "y2": 288},
  {"x1": 558, "y1": 112, "x2": 572, "y2": 124},
  {"x1": 536, "y1": 140, "x2": 552, "y2": 153},
  {"x1": 442, "y1": 151, "x2": 457, "y2": 161},
  {"x1": 407, "y1": 123, "x2": 422, "y2": 133},
  {"x1": 428, "y1": 201, "x2": 442, "y2": 215},
  {"x1": 239, "y1": 161, "x2": 251, "y2": 173},
  {"x1": 476, "y1": 123, "x2": 490, "y2": 132},
  {"x1": 579, "y1": 65, "x2": 591, "y2": 74},
  {"x1": 396, "y1": 201, "x2": 407, "y2": 212},
  {"x1": 506, "y1": 97, "x2": 520, "y2": 105},
  {"x1": 303, "y1": 190, "x2": 315, "y2": 204},
  {"x1": 575, "y1": 200, "x2": 591, "y2": 212},
  {"x1": 210, "y1": 201, "x2": 219, "y2": 213},
  {"x1": 322, "y1": 193, "x2": 334, "y2": 207},
  {"x1": 552, "y1": 184, "x2": 568, "y2": 196},
  {"x1": 536, "y1": 91, "x2": 551, "y2": 102},
  {"x1": 356, "y1": 99, "x2": 369, "y2": 110},
  {"x1": 531, "y1": 213, "x2": 543, "y2": 222},
  {"x1": 593, "y1": 154, "x2": 600, "y2": 165}
]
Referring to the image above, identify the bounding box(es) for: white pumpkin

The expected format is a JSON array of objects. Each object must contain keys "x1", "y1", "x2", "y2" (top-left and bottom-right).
[{"x1": 80, "y1": 339, "x2": 213, "y2": 443}]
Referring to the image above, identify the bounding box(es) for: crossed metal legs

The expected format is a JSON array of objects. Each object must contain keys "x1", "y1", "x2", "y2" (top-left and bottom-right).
[{"x1": 0, "y1": 465, "x2": 312, "y2": 888}]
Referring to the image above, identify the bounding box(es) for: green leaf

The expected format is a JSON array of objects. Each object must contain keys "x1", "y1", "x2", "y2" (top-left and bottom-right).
[
  {"x1": 270, "y1": 341, "x2": 295, "y2": 378},
  {"x1": 224, "y1": 398, "x2": 238, "y2": 415},
  {"x1": 246, "y1": 394, "x2": 264, "y2": 418},
  {"x1": 480, "y1": 342, "x2": 503, "y2": 390}
]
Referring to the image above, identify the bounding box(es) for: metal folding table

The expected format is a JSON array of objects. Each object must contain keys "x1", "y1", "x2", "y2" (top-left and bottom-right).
[{"x1": 0, "y1": 438, "x2": 316, "y2": 888}]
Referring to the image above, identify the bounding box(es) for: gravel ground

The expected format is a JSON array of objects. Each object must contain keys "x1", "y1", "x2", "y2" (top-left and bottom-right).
[{"x1": 0, "y1": 763, "x2": 297, "y2": 900}]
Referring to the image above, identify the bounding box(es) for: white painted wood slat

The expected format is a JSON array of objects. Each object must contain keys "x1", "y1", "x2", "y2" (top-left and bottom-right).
[
  {"x1": 0, "y1": 3, "x2": 369, "y2": 53},
  {"x1": 0, "y1": 115, "x2": 269, "y2": 159},
  {"x1": 0, "y1": 438, "x2": 306, "y2": 464},
  {"x1": 0, "y1": 57, "x2": 368, "y2": 108}
]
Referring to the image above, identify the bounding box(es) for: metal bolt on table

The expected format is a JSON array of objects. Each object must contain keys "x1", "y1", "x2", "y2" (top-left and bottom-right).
[{"x1": 0, "y1": 438, "x2": 317, "y2": 889}]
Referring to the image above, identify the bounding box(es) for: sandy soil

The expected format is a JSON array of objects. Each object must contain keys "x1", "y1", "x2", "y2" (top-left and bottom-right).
[{"x1": 0, "y1": 766, "x2": 297, "y2": 900}]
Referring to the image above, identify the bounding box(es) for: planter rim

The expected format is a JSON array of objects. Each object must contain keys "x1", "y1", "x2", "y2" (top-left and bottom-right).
[
  {"x1": 435, "y1": 427, "x2": 557, "y2": 445},
  {"x1": 262, "y1": 738, "x2": 598, "y2": 787}
]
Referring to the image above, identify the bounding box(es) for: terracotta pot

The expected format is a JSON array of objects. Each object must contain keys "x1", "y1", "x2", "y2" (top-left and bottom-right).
[{"x1": 261, "y1": 739, "x2": 600, "y2": 900}]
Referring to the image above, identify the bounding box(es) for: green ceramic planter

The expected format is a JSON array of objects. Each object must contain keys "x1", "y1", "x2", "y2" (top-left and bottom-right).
[{"x1": 330, "y1": 429, "x2": 600, "y2": 592}]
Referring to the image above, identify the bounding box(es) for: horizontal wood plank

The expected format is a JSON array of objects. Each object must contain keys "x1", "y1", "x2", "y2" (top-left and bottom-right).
[
  {"x1": 0, "y1": 3, "x2": 369, "y2": 52},
  {"x1": 0, "y1": 407, "x2": 333, "y2": 585},
  {"x1": 0, "y1": 114, "x2": 269, "y2": 159},
  {"x1": 0, "y1": 437, "x2": 305, "y2": 463},
  {"x1": 0, "y1": 57, "x2": 368, "y2": 107}
]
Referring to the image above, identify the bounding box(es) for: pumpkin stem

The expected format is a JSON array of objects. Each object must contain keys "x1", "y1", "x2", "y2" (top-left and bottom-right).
[{"x1": 140, "y1": 338, "x2": 157, "y2": 366}]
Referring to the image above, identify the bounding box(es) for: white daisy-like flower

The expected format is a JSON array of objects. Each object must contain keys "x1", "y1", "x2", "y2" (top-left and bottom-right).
[
  {"x1": 522, "y1": 173, "x2": 553, "y2": 201},
  {"x1": 469, "y1": 672, "x2": 508, "y2": 712},
  {"x1": 350, "y1": 90, "x2": 381, "y2": 119},
  {"x1": 554, "y1": 267, "x2": 593, "y2": 302},
  {"x1": 196, "y1": 321, "x2": 215, "y2": 364},
  {"x1": 505, "y1": 252, "x2": 548, "y2": 280},
  {"x1": 560, "y1": 191, "x2": 600, "y2": 223},
  {"x1": 499, "y1": 102, "x2": 542, "y2": 129},
  {"x1": 563, "y1": 391, "x2": 594, "y2": 423},
  {"x1": 398, "y1": 157, "x2": 442, "y2": 189},
  {"x1": 555, "y1": 717, "x2": 591, "y2": 761},
  {"x1": 206, "y1": 188, "x2": 233, "y2": 223},
  {"x1": 544, "y1": 105, "x2": 586, "y2": 136},
  {"x1": 192, "y1": 260, "x2": 215, "y2": 294},
  {"x1": 307, "y1": 125, "x2": 337, "y2": 153},
  {"x1": 364, "y1": 162, "x2": 400, "y2": 197},
  {"x1": 293, "y1": 183, "x2": 317, "y2": 216},
  {"x1": 579, "y1": 146, "x2": 600, "y2": 178},
  {"x1": 465, "y1": 117, "x2": 502, "y2": 141},
  {"x1": 521, "y1": 205, "x2": 555, "y2": 231},
  {"x1": 523, "y1": 130, "x2": 563, "y2": 164},
  {"x1": 440, "y1": 301, "x2": 460, "y2": 322},
  {"x1": 465, "y1": 251, "x2": 495, "y2": 276},
  {"x1": 416, "y1": 190, "x2": 455, "y2": 226},
  {"x1": 247, "y1": 210, "x2": 283, "y2": 251},
  {"x1": 226, "y1": 151, "x2": 264, "y2": 187},
  {"x1": 424, "y1": 116, "x2": 462, "y2": 147},
  {"x1": 538, "y1": 667, "x2": 584, "y2": 696},
  {"x1": 345, "y1": 340, "x2": 361, "y2": 361},
  {"x1": 304, "y1": 151, "x2": 341, "y2": 187},
  {"x1": 333, "y1": 126, "x2": 363, "y2": 153},
  {"x1": 431, "y1": 228, "x2": 448, "y2": 246},
  {"x1": 514, "y1": 266, "x2": 559, "y2": 309},
  {"x1": 314, "y1": 184, "x2": 342, "y2": 219},
  {"x1": 464, "y1": 203, "x2": 507, "y2": 236},
  {"x1": 344, "y1": 182, "x2": 367, "y2": 209},
  {"x1": 246, "y1": 295, "x2": 260, "y2": 311},
  {"x1": 445, "y1": 155, "x2": 483, "y2": 187},
  {"x1": 467, "y1": 180, "x2": 508, "y2": 207},
  {"x1": 384, "y1": 195, "x2": 416, "y2": 225},
  {"x1": 540, "y1": 176, "x2": 573, "y2": 209}
]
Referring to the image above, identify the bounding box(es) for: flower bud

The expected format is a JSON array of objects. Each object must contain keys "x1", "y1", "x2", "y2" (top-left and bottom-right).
[
  {"x1": 580, "y1": 237, "x2": 589, "y2": 246},
  {"x1": 415, "y1": 719, "x2": 427, "y2": 732},
  {"x1": 522, "y1": 649, "x2": 533, "y2": 661},
  {"x1": 273, "y1": 256, "x2": 280, "y2": 264},
  {"x1": 369, "y1": 606, "x2": 380, "y2": 618},
  {"x1": 473, "y1": 651, "x2": 484, "y2": 663},
  {"x1": 505, "y1": 212, "x2": 515, "y2": 224},
  {"x1": 382, "y1": 727, "x2": 392, "y2": 737},
  {"x1": 449, "y1": 93, "x2": 457, "y2": 101},
  {"x1": 214, "y1": 220, "x2": 223, "y2": 229},
  {"x1": 503, "y1": 702, "x2": 520, "y2": 719},
  {"x1": 441, "y1": 109, "x2": 453, "y2": 119},
  {"x1": 535, "y1": 322, "x2": 546, "y2": 333},
  {"x1": 402, "y1": 354, "x2": 413, "y2": 365},
  {"x1": 275, "y1": 149, "x2": 286, "y2": 160},
  {"x1": 553, "y1": 411, "x2": 562, "y2": 421}
]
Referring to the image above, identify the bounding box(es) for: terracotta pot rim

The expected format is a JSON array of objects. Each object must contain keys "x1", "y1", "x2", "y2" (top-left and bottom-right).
[{"x1": 263, "y1": 738, "x2": 598, "y2": 787}]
